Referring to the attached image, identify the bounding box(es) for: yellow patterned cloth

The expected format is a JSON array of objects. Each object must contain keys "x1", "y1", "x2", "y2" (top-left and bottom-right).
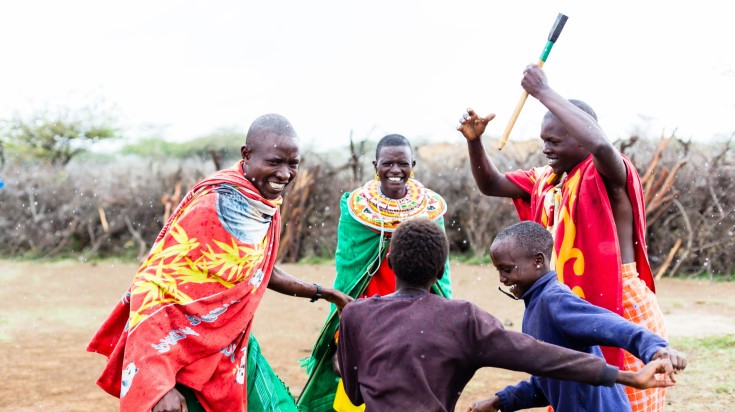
[{"x1": 88, "y1": 162, "x2": 284, "y2": 411}]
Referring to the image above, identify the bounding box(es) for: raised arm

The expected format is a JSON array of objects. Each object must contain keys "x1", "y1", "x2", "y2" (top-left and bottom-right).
[
  {"x1": 268, "y1": 266, "x2": 353, "y2": 310},
  {"x1": 457, "y1": 109, "x2": 529, "y2": 199},
  {"x1": 521, "y1": 65, "x2": 627, "y2": 188}
]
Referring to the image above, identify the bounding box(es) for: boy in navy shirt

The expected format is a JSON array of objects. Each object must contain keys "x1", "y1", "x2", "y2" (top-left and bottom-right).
[{"x1": 467, "y1": 221, "x2": 687, "y2": 412}]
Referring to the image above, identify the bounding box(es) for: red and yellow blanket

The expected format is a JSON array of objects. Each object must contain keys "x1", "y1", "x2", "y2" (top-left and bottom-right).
[
  {"x1": 88, "y1": 161, "x2": 281, "y2": 411},
  {"x1": 506, "y1": 155, "x2": 654, "y2": 368}
]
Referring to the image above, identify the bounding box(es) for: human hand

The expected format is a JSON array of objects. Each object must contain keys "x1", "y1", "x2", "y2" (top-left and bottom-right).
[
  {"x1": 323, "y1": 287, "x2": 354, "y2": 312},
  {"x1": 152, "y1": 387, "x2": 187, "y2": 412},
  {"x1": 332, "y1": 351, "x2": 342, "y2": 376},
  {"x1": 520, "y1": 64, "x2": 550, "y2": 99},
  {"x1": 457, "y1": 108, "x2": 496, "y2": 141},
  {"x1": 465, "y1": 396, "x2": 502, "y2": 412},
  {"x1": 652, "y1": 346, "x2": 687, "y2": 371},
  {"x1": 618, "y1": 358, "x2": 677, "y2": 390}
]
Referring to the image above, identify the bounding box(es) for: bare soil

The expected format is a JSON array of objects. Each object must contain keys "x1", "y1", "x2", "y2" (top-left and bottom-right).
[{"x1": 0, "y1": 260, "x2": 733, "y2": 411}]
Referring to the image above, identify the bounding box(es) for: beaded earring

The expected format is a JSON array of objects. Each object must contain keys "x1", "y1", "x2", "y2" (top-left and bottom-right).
[
  {"x1": 410, "y1": 171, "x2": 415, "y2": 179},
  {"x1": 374, "y1": 173, "x2": 379, "y2": 181}
]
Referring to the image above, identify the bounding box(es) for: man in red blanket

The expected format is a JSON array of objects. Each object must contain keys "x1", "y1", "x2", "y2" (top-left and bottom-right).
[
  {"x1": 88, "y1": 113, "x2": 351, "y2": 412},
  {"x1": 457, "y1": 66, "x2": 669, "y2": 412}
]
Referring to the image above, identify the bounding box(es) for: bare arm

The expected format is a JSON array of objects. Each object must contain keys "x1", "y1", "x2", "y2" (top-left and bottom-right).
[
  {"x1": 267, "y1": 265, "x2": 353, "y2": 310},
  {"x1": 522, "y1": 65, "x2": 627, "y2": 188},
  {"x1": 458, "y1": 109, "x2": 529, "y2": 199}
]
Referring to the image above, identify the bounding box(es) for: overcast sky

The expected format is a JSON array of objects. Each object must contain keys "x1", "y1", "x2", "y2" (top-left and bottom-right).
[{"x1": 1, "y1": 1, "x2": 733, "y2": 152}]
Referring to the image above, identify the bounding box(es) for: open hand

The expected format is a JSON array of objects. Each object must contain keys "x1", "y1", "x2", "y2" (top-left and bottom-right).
[{"x1": 457, "y1": 108, "x2": 496, "y2": 141}]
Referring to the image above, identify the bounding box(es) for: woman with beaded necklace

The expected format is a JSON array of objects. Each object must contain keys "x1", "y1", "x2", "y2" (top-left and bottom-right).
[{"x1": 297, "y1": 134, "x2": 452, "y2": 411}]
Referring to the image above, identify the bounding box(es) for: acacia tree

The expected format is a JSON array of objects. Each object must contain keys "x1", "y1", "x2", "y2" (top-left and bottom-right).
[{"x1": 4, "y1": 110, "x2": 117, "y2": 166}]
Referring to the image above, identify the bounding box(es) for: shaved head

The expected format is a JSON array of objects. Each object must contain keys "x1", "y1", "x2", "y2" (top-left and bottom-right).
[
  {"x1": 246, "y1": 113, "x2": 299, "y2": 146},
  {"x1": 240, "y1": 113, "x2": 301, "y2": 199},
  {"x1": 543, "y1": 99, "x2": 598, "y2": 123}
]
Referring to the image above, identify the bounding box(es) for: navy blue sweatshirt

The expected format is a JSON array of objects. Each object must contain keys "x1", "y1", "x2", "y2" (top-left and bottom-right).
[{"x1": 497, "y1": 271, "x2": 668, "y2": 412}]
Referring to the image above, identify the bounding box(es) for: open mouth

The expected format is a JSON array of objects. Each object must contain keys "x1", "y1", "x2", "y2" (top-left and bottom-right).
[
  {"x1": 387, "y1": 176, "x2": 403, "y2": 183},
  {"x1": 268, "y1": 181, "x2": 286, "y2": 191},
  {"x1": 547, "y1": 158, "x2": 559, "y2": 167}
]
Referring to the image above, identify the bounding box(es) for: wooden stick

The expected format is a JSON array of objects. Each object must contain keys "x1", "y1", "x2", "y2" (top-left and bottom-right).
[
  {"x1": 98, "y1": 207, "x2": 109, "y2": 233},
  {"x1": 498, "y1": 13, "x2": 568, "y2": 150},
  {"x1": 655, "y1": 238, "x2": 682, "y2": 280},
  {"x1": 498, "y1": 59, "x2": 544, "y2": 151}
]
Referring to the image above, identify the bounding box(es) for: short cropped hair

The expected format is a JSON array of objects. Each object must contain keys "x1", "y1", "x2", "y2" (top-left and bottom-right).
[
  {"x1": 388, "y1": 218, "x2": 448, "y2": 286},
  {"x1": 543, "y1": 99, "x2": 598, "y2": 122},
  {"x1": 492, "y1": 221, "x2": 553, "y2": 258},
  {"x1": 375, "y1": 134, "x2": 413, "y2": 160},
  {"x1": 246, "y1": 113, "x2": 297, "y2": 145}
]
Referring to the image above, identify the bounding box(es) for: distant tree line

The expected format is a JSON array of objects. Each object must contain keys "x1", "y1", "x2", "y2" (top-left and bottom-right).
[{"x1": 0, "y1": 111, "x2": 733, "y2": 279}]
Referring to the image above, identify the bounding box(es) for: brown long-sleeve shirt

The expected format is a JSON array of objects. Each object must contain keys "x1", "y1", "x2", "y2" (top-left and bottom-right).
[{"x1": 337, "y1": 293, "x2": 618, "y2": 411}]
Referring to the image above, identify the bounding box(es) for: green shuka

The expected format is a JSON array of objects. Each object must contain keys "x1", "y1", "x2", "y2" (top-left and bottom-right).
[
  {"x1": 296, "y1": 192, "x2": 453, "y2": 411},
  {"x1": 247, "y1": 334, "x2": 301, "y2": 411}
]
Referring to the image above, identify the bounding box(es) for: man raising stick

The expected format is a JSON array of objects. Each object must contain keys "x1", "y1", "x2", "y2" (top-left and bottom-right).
[{"x1": 458, "y1": 65, "x2": 669, "y2": 411}]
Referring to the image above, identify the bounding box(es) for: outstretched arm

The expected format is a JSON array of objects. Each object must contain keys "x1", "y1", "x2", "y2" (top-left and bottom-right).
[
  {"x1": 521, "y1": 65, "x2": 627, "y2": 188},
  {"x1": 547, "y1": 291, "x2": 687, "y2": 370},
  {"x1": 268, "y1": 266, "x2": 353, "y2": 310},
  {"x1": 457, "y1": 109, "x2": 529, "y2": 199}
]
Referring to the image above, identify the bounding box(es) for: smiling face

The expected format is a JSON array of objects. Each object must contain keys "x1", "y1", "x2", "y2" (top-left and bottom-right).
[
  {"x1": 240, "y1": 132, "x2": 300, "y2": 200},
  {"x1": 489, "y1": 239, "x2": 545, "y2": 298},
  {"x1": 540, "y1": 116, "x2": 590, "y2": 175},
  {"x1": 373, "y1": 145, "x2": 415, "y2": 199}
]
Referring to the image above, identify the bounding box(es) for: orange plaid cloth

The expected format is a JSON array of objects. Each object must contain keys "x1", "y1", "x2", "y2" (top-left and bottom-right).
[{"x1": 621, "y1": 262, "x2": 668, "y2": 412}]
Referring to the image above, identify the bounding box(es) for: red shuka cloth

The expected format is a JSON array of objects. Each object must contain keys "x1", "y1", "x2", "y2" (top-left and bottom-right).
[
  {"x1": 361, "y1": 252, "x2": 396, "y2": 298},
  {"x1": 87, "y1": 162, "x2": 281, "y2": 411},
  {"x1": 506, "y1": 155, "x2": 654, "y2": 368}
]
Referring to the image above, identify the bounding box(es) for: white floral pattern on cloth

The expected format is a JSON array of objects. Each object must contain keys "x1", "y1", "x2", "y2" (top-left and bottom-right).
[{"x1": 120, "y1": 362, "x2": 138, "y2": 398}]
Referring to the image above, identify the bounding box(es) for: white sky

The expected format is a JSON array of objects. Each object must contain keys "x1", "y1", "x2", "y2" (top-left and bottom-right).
[{"x1": 1, "y1": 1, "x2": 733, "y2": 152}]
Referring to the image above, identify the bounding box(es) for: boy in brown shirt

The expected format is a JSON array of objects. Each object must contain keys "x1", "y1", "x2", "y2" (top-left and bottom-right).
[{"x1": 337, "y1": 218, "x2": 676, "y2": 411}]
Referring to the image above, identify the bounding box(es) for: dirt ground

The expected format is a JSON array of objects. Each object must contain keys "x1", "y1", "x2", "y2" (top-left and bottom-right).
[{"x1": 1, "y1": 260, "x2": 734, "y2": 411}]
